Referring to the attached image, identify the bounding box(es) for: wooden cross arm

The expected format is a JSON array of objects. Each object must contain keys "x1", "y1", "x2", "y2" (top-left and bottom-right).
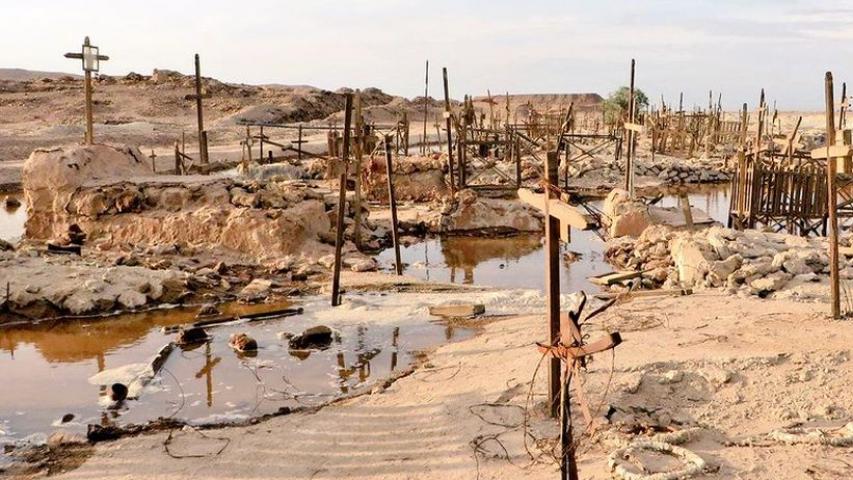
[
  {"x1": 536, "y1": 332, "x2": 622, "y2": 360},
  {"x1": 517, "y1": 188, "x2": 596, "y2": 230},
  {"x1": 184, "y1": 93, "x2": 212, "y2": 100},
  {"x1": 811, "y1": 145, "x2": 853, "y2": 160},
  {"x1": 64, "y1": 53, "x2": 110, "y2": 61}
]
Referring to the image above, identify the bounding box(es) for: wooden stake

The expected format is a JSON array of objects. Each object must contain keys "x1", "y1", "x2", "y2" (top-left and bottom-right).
[
  {"x1": 194, "y1": 54, "x2": 209, "y2": 164},
  {"x1": 545, "y1": 151, "x2": 561, "y2": 418},
  {"x1": 443, "y1": 67, "x2": 456, "y2": 195},
  {"x1": 825, "y1": 72, "x2": 841, "y2": 319},
  {"x1": 422, "y1": 60, "x2": 429, "y2": 155},
  {"x1": 384, "y1": 135, "x2": 403, "y2": 275},
  {"x1": 625, "y1": 59, "x2": 636, "y2": 198},
  {"x1": 353, "y1": 92, "x2": 364, "y2": 248},
  {"x1": 331, "y1": 94, "x2": 354, "y2": 307}
]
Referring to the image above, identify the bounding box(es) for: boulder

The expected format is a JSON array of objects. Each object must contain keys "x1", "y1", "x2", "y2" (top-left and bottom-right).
[
  {"x1": 288, "y1": 325, "x2": 334, "y2": 350},
  {"x1": 671, "y1": 238, "x2": 715, "y2": 287}
]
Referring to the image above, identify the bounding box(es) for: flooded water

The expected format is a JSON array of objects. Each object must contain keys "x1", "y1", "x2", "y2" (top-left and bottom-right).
[
  {"x1": 377, "y1": 232, "x2": 611, "y2": 293},
  {"x1": 0, "y1": 185, "x2": 731, "y2": 447},
  {"x1": 0, "y1": 192, "x2": 25, "y2": 242},
  {"x1": 0, "y1": 296, "x2": 472, "y2": 444},
  {"x1": 378, "y1": 186, "x2": 731, "y2": 290}
]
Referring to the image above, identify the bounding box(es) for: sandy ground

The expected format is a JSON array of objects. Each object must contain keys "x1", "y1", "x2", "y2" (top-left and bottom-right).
[{"x1": 34, "y1": 284, "x2": 853, "y2": 480}]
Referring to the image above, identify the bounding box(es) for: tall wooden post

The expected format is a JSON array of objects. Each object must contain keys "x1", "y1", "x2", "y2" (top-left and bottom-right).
[
  {"x1": 422, "y1": 60, "x2": 429, "y2": 155},
  {"x1": 84, "y1": 69, "x2": 94, "y2": 145},
  {"x1": 625, "y1": 59, "x2": 636, "y2": 197},
  {"x1": 443, "y1": 67, "x2": 456, "y2": 195},
  {"x1": 331, "y1": 94, "x2": 354, "y2": 307},
  {"x1": 545, "y1": 151, "x2": 562, "y2": 418},
  {"x1": 353, "y1": 92, "x2": 364, "y2": 248},
  {"x1": 298, "y1": 125, "x2": 304, "y2": 160},
  {"x1": 194, "y1": 54, "x2": 209, "y2": 164},
  {"x1": 384, "y1": 135, "x2": 403, "y2": 275},
  {"x1": 825, "y1": 72, "x2": 841, "y2": 319}
]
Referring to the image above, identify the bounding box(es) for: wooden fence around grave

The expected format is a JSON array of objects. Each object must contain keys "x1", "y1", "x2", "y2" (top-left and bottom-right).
[{"x1": 728, "y1": 152, "x2": 829, "y2": 235}]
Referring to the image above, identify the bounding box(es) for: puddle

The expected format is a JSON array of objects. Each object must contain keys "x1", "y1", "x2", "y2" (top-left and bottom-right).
[
  {"x1": 0, "y1": 295, "x2": 474, "y2": 445},
  {"x1": 377, "y1": 186, "x2": 731, "y2": 291},
  {"x1": 0, "y1": 192, "x2": 25, "y2": 242}
]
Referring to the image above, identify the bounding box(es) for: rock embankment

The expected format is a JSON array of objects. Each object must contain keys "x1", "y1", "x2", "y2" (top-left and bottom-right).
[{"x1": 606, "y1": 225, "x2": 838, "y2": 300}]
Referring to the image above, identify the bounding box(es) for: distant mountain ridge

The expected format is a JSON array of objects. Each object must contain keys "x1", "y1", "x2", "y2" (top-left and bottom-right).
[{"x1": 0, "y1": 68, "x2": 81, "y2": 81}]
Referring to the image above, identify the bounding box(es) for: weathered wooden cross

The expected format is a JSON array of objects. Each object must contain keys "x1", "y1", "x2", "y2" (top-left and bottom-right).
[
  {"x1": 64, "y1": 36, "x2": 109, "y2": 145},
  {"x1": 520, "y1": 151, "x2": 622, "y2": 480}
]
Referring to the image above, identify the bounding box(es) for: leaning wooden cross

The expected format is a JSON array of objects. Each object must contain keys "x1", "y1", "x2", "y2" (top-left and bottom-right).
[{"x1": 519, "y1": 151, "x2": 620, "y2": 479}]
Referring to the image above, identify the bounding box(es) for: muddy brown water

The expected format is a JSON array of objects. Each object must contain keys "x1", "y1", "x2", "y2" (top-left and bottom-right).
[
  {"x1": 378, "y1": 185, "x2": 731, "y2": 290},
  {"x1": 0, "y1": 299, "x2": 472, "y2": 445},
  {"x1": 0, "y1": 185, "x2": 730, "y2": 447}
]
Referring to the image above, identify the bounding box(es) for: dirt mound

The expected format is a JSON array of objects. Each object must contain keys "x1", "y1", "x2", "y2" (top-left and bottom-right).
[{"x1": 473, "y1": 93, "x2": 604, "y2": 114}]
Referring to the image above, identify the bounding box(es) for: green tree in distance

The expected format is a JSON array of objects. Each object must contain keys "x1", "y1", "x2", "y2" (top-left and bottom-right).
[{"x1": 604, "y1": 86, "x2": 649, "y2": 125}]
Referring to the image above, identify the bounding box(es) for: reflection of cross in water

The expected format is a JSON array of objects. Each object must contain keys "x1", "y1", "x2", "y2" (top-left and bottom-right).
[
  {"x1": 425, "y1": 241, "x2": 430, "y2": 282},
  {"x1": 336, "y1": 349, "x2": 381, "y2": 393},
  {"x1": 390, "y1": 327, "x2": 399, "y2": 371},
  {"x1": 464, "y1": 267, "x2": 474, "y2": 284},
  {"x1": 194, "y1": 342, "x2": 221, "y2": 407}
]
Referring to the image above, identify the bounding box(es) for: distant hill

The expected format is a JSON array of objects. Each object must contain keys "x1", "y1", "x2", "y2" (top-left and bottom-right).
[
  {"x1": 472, "y1": 93, "x2": 604, "y2": 113},
  {"x1": 0, "y1": 68, "x2": 81, "y2": 81}
]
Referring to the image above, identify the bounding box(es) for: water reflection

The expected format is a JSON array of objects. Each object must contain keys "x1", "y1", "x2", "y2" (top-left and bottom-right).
[
  {"x1": 378, "y1": 186, "x2": 731, "y2": 291},
  {"x1": 0, "y1": 300, "x2": 470, "y2": 443},
  {"x1": 0, "y1": 192, "x2": 26, "y2": 242}
]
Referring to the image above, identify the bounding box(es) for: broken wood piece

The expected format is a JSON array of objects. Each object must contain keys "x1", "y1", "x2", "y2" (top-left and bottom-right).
[
  {"x1": 161, "y1": 307, "x2": 303, "y2": 334},
  {"x1": 428, "y1": 303, "x2": 485, "y2": 318},
  {"x1": 593, "y1": 288, "x2": 693, "y2": 300},
  {"x1": 88, "y1": 342, "x2": 175, "y2": 399},
  {"x1": 47, "y1": 243, "x2": 82, "y2": 255},
  {"x1": 537, "y1": 332, "x2": 622, "y2": 360},
  {"x1": 588, "y1": 270, "x2": 643, "y2": 286}
]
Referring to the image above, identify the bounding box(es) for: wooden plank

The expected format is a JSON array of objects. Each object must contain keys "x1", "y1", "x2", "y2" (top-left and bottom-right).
[
  {"x1": 517, "y1": 188, "x2": 595, "y2": 230},
  {"x1": 810, "y1": 144, "x2": 852, "y2": 159},
  {"x1": 588, "y1": 270, "x2": 642, "y2": 286},
  {"x1": 623, "y1": 122, "x2": 644, "y2": 133}
]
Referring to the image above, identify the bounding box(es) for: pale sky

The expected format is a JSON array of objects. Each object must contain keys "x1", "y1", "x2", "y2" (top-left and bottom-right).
[{"x1": 5, "y1": 0, "x2": 853, "y2": 110}]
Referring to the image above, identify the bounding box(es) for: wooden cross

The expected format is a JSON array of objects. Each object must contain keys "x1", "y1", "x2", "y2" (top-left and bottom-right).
[
  {"x1": 185, "y1": 54, "x2": 212, "y2": 164},
  {"x1": 536, "y1": 293, "x2": 621, "y2": 480},
  {"x1": 149, "y1": 150, "x2": 158, "y2": 173},
  {"x1": 519, "y1": 151, "x2": 618, "y2": 479},
  {"x1": 64, "y1": 36, "x2": 109, "y2": 145}
]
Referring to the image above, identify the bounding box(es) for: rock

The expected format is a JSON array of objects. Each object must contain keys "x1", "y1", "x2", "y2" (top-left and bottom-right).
[
  {"x1": 117, "y1": 289, "x2": 147, "y2": 309},
  {"x1": 782, "y1": 257, "x2": 812, "y2": 276},
  {"x1": 229, "y1": 333, "x2": 258, "y2": 352},
  {"x1": 749, "y1": 271, "x2": 792, "y2": 295},
  {"x1": 4, "y1": 196, "x2": 21, "y2": 208},
  {"x1": 0, "y1": 239, "x2": 13, "y2": 251},
  {"x1": 196, "y1": 303, "x2": 220, "y2": 317},
  {"x1": 610, "y1": 208, "x2": 651, "y2": 238},
  {"x1": 240, "y1": 279, "x2": 273, "y2": 297},
  {"x1": 349, "y1": 257, "x2": 378, "y2": 272},
  {"x1": 659, "y1": 370, "x2": 684, "y2": 384},
  {"x1": 61, "y1": 413, "x2": 75, "y2": 424},
  {"x1": 47, "y1": 431, "x2": 87, "y2": 448},
  {"x1": 707, "y1": 255, "x2": 743, "y2": 287},
  {"x1": 671, "y1": 238, "x2": 714, "y2": 287},
  {"x1": 288, "y1": 325, "x2": 334, "y2": 350},
  {"x1": 111, "y1": 383, "x2": 128, "y2": 402},
  {"x1": 176, "y1": 327, "x2": 209, "y2": 345}
]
